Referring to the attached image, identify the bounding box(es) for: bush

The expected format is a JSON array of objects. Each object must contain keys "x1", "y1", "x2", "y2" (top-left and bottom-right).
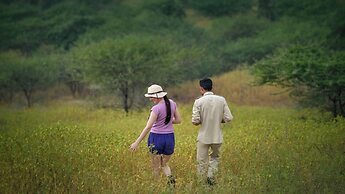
[
  {"x1": 209, "y1": 14, "x2": 270, "y2": 42},
  {"x1": 219, "y1": 16, "x2": 331, "y2": 67},
  {"x1": 253, "y1": 44, "x2": 345, "y2": 117},
  {"x1": 139, "y1": 0, "x2": 185, "y2": 18},
  {"x1": 188, "y1": 0, "x2": 252, "y2": 16}
]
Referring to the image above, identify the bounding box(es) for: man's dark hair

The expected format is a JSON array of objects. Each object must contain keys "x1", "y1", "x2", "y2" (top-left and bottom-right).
[{"x1": 199, "y1": 78, "x2": 213, "y2": 91}]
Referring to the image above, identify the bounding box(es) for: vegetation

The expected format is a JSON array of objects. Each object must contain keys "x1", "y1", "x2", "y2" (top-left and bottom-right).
[
  {"x1": 0, "y1": 1, "x2": 344, "y2": 192},
  {"x1": 254, "y1": 44, "x2": 345, "y2": 117},
  {"x1": 0, "y1": 103, "x2": 344, "y2": 193},
  {"x1": 77, "y1": 36, "x2": 179, "y2": 112},
  {"x1": 0, "y1": 50, "x2": 58, "y2": 107},
  {"x1": 0, "y1": 0, "x2": 344, "y2": 114},
  {"x1": 187, "y1": 0, "x2": 252, "y2": 16}
]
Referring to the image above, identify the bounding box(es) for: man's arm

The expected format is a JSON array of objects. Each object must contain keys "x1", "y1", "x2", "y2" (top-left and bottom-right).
[
  {"x1": 222, "y1": 100, "x2": 233, "y2": 123},
  {"x1": 192, "y1": 100, "x2": 201, "y2": 125}
]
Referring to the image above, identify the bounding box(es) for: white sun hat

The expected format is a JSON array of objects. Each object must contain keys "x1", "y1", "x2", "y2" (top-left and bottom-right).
[{"x1": 144, "y1": 84, "x2": 167, "y2": 98}]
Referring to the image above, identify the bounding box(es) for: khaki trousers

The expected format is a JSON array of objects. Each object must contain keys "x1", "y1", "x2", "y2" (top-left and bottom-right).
[{"x1": 196, "y1": 141, "x2": 221, "y2": 178}]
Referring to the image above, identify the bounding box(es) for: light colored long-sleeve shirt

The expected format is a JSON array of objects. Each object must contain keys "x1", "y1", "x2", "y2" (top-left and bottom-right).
[{"x1": 192, "y1": 92, "x2": 233, "y2": 144}]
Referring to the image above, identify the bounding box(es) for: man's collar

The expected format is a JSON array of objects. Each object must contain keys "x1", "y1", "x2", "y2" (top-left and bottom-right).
[{"x1": 203, "y1": 91, "x2": 214, "y2": 96}]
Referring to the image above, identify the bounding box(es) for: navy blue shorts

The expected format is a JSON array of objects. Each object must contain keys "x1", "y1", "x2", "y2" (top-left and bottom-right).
[{"x1": 148, "y1": 132, "x2": 175, "y2": 155}]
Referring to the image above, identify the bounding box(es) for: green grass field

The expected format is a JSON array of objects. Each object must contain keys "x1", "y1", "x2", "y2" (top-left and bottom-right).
[{"x1": 0, "y1": 102, "x2": 344, "y2": 193}]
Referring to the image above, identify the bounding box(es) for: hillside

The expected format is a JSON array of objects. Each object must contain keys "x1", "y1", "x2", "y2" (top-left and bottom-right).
[{"x1": 0, "y1": 0, "x2": 343, "y2": 113}]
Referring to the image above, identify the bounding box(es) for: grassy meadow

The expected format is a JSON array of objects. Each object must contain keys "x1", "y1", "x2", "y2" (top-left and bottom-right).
[
  {"x1": 1, "y1": 0, "x2": 344, "y2": 192},
  {"x1": 0, "y1": 100, "x2": 344, "y2": 193}
]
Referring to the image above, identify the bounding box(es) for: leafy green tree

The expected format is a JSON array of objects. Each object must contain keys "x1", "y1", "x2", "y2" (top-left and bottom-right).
[
  {"x1": 326, "y1": 7, "x2": 345, "y2": 50},
  {"x1": 0, "y1": 1, "x2": 103, "y2": 52},
  {"x1": 254, "y1": 44, "x2": 345, "y2": 117},
  {"x1": 50, "y1": 51, "x2": 86, "y2": 98},
  {"x1": 166, "y1": 45, "x2": 220, "y2": 80},
  {"x1": 220, "y1": 16, "x2": 330, "y2": 68},
  {"x1": 139, "y1": 0, "x2": 185, "y2": 18},
  {"x1": 272, "y1": 0, "x2": 342, "y2": 20},
  {"x1": 0, "y1": 3, "x2": 43, "y2": 53},
  {"x1": 209, "y1": 14, "x2": 270, "y2": 43},
  {"x1": 0, "y1": 52, "x2": 16, "y2": 102},
  {"x1": 78, "y1": 36, "x2": 177, "y2": 113},
  {"x1": 0, "y1": 50, "x2": 58, "y2": 107},
  {"x1": 257, "y1": 0, "x2": 275, "y2": 20},
  {"x1": 188, "y1": 0, "x2": 252, "y2": 16},
  {"x1": 0, "y1": 0, "x2": 60, "y2": 8},
  {"x1": 42, "y1": 2, "x2": 103, "y2": 50}
]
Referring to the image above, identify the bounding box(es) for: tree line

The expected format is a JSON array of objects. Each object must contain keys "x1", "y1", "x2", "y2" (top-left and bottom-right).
[{"x1": 0, "y1": 0, "x2": 344, "y2": 116}]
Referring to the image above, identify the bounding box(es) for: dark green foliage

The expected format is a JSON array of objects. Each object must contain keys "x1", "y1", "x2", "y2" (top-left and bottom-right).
[
  {"x1": 222, "y1": 16, "x2": 268, "y2": 41},
  {"x1": 76, "y1": 3, "x2": 199, "y2": 46},
  {"x1": 0, "y1": 52, "x2": 16, "y2": 102},
  {"x1": 41, "y1": 1, "x2": 102, "y2": 49},
  {"x1": 0, "y1": 0, "x2": 344, "y2": 113},
  {"x1": 76, "y1": 36, "x2": 176, "y2": 112},
  {"x1": 188, "y1": 0, "x2": 252, "y2": 16},
  {"x1": 0, "y1": 50, "x2": 59, "y2": 107},
  {"x1": 255, "y1": 0, "x2": 344, "y2": 22},
  {"x1": 75, "y1": 34, "x2": 209, "y2": 112},
  {"x1": 273, "y1": 0, "x2": 342, "y2": 19},
  {"x1": 327, "y1": 9, "x2": 345, "y2": 50},
  {"x1": 52, "y1": 51, "x2": 86, "y2": 98},
  {"x1": 209, "y1": 14, "x2": 270, "y2": 42},
  {"x1": 220, "y1": 16, "x2": 331, "y2": 69},
  {"x1": 0, "y1": 3, "x2": 42, "y2": 52},
  {"x1": 257, "y1": 0, "x2": 275, "y2": 20},
  {"x1": 0, "y1": 0, "x2": 59, "y2": 8},
  {"x1": 0, "y1": 1, "x2": 104, "y2": 52},
  {"x1": 139, "y1": 0, "x2": 185, "y2": 18},
  {"x1": 254, "y1": 44, "x2": 345, "y2": 117}
]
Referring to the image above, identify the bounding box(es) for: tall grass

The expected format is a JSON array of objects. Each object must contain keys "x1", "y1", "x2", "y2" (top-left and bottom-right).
[
  {"x1": 0, "y1": 102, "x2": 344, "y2": 193},
  {"x1": 168, "y1": 69, "x2": 294, "y2": 107}
]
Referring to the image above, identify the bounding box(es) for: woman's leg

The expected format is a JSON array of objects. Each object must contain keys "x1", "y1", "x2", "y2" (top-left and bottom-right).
[
  {"x1": 151, "y1": 154, "x2": 161, "y2": 179},
  {"x1": 161, "y1": 154, "x2": 172, "y2": 176},
  {"x1": 162, "y1": 154, "x2": 175, "y2": 186}
]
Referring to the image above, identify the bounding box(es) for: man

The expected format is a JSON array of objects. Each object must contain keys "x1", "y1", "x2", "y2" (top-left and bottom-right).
[{"x1": 192, "y1": 78, "x2": 233, "y2": 185}]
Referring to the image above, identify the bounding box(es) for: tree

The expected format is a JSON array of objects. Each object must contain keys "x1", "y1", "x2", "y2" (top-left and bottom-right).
[
  {"x1": 0, "y1": 52, "x2": 16, "y2": 102},
  {"x1": 58, "y1": 51, "x2": 86, "y2": 98},
  {"x1": 188, "y1": 0, "x2": 252, "y2": 16},
  {"x1": 139, "y1": 0, "x2": 185, "y2": 18},
  {"x1": 0, "y1": 3, "x2": 43, "y2": 53},
  {"x1": 0, "y1": 2, "x2": 102, "y2": 52},
  {"x1": 78, "y1": 35, "x2": 176, "y2": 113},
  {"x1": 0, "y1": 51, "x2": 58, "y2": 107},
  {"x1": 253, "y1": 44, "x2": 345, "y2": 117},
  {"x1": 42, "y1": 2, "x2": 103, "y2": 50},
  {"x1": 257, "y1": 0, "x2": 275, "y2": 20}
]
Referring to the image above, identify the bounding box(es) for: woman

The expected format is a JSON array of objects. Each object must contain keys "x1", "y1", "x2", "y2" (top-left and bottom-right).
[{"x1": 129, "y1": 84, "x2": 182, "y2": 186}]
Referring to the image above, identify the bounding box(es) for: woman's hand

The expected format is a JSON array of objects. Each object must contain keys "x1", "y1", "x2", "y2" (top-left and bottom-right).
[
  {"x1": 129, "y1": 111, "x2": 157, "y2": 152},
  {"x1": 129, "y1": 142, "x2": 139, "y2": 152}
]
